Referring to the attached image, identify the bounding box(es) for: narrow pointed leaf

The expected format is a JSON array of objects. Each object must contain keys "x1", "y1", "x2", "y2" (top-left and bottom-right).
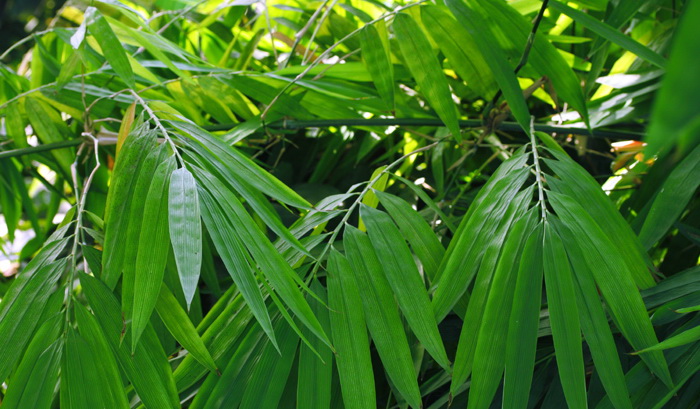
[
  {"x1": 552, "y1": 219, "x2": 633, "y2": 409},
  {"x1": 375, "y1": 190, "x2": 445, "y2": 281},
  {"x1": 543, "y1": 221, "x2": 587, "y2": 409},
  {"x1": 197, "y1": 181, "x2": 276, "y2": 348},
  {"x1": 549, "y1": 191, "x2": 673, "y2": 387},
  {"x1": 74, "y1": 303, "x2": 130, "y2": 409},
  {"x1": 344, "y1": 224, "x2": 422, "y2": 408},
  {"x1": 102, "y1": 127, "x2": 155, "y2": 289},
  {"x1": 327, "y1": 249, "x2": 376, "y2": 409},
  {"x1": 169, "y1": 166, "x2": 202, "y2": 308},
  {"x1": 156, "y1": 284, "x2": 218, "y2": 373},
  {"x1": 360, "y1": 22, "x2": 394, "y2": 108},
  {"x1": 361, "y1": 204, "x2": 450, "y2": 370},
  {"x1": 466, "y1": 209, "x2": 537, "y2": 409},
  {"x1": 393, "y1": 13, "x2": 461, "y2": 139},
  {"x1": 549, "y1": 1, "x2": 666, "y2": 69},
  {"x1": 80, "y1": 273, "x2": 180, "y2": 409},
  {"x1": 85, "y1": 7, "x2": 135, "y2": 87},
  {"x1": 132, "y1": 155, "x2": 177, "y2": 350},
  {"x1": 452, "y1": 187, "x2": 533, "y2": 395},
  {"x1": 445, "y1": 0, "x2": 531, "y2": 131},
  {"x1": 639, "y1": 143, "x2": 700, "y2": 249},
  {"x1": 433, "y1": 166, "x2": 530, "y2": 321},
  {"x1": 297, "y1": 280, "x2": 333, "y2": 409},
  {"x1": 503, "y1": 224, "x2": 544, "y2": 409}
]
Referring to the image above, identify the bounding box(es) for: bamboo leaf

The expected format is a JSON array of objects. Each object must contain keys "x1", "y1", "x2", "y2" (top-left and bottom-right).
[
  {"x1": 61, "y1": 329, "x2": 108, "y2": 409},
  {"x1": 638, "y1": 143, "x2": 700, "y2": 249},
  {"x1": 169, "y1": 166, "x2": 202, "y2": 309},
  {"x1": 156, "y1": 283, "x2": 218, "y2": 373},
  {"x1": 452, "y1": 186, "x2": 534, "y2": 396},
  {"x1": 445, "y1": 0, "x2": 531, "y2": 131},
  {"x1": 197, "y1": 179, "x2": 276, "y2": 348},
  {"x1": 80, "y1": 273, "x2": 180, "y2": 409},
  {"x1": 545, "y1": 150, "x2": 655, "y2": 289},
  {"x1": 193, "y1": 166, "x2": 330, "y2": 349},
  {"x1": 102, "y1": 126, "x2": 155, "y2": 289},
  {"x1": 1, "y1": 337, "x2": 63, "y2": 409},
  {"x1": 549, "y1": 1, "x2": 666, "y2": 69},
  {"x1": 344, "y1": 224, "x2": 422, "y2": 408},
  {"x1": 543, "y1": 221, "x2": 587, "y2": 409},
  {"x1": 551, "y1": 219, "x2": 633, "y2": 409},
  {"x1": 421, "y1": 5, "x2": 497, "y2": 99},
  {"x1": 636, "y1": 326, "x2": 700, "y2": 354},
  {"x1": 239, "y1": 318, "x2": 300, "y2": 409},
  {"x1": 643, "y1": 0, "x2": 700, "y2": 156},
  {"x1": 122, "y1": 143, "x2": 168, "y2": 323},
  {"x1": 360, "y1": 22, "x2": 394, "y2": 109},
  {"x1": 85, "y1": 7, "x2": 135, "y2": 88},
  {"x1": 327, "y1": 249, "x2": 376, "y2": 409},
  {"x1": 375, "y1": 190, "x2": 445, "y2": 282},
  {"x1": 1, "y1": 314, "x2": 61, "y2": 409},
  {"x1": 361, "y1": 204, "x2": 450, "y2": 370},
  {"x1": 74, "y1": 303, "x2": 130, "y2": 409},
  {"x1": 297, "y1": 280, "x2": 333, "y2": 409},
  {"x1": 0, "y1": 259, "x2": 65, "y2": 381},
  {"x1": 132, "y1": 155, "x2": 177, "y2": 350},
  {"x1": 466, "y1": 208, "x2": 537, "y2": 409},
  {"x1": 548, "y1": 191, "x2": 673, "y2": 387},
  {"x1": 433, "y1": 166, "x2": 530, "y2": 321},
  {"x1": 503, "y1": 224, "x2": 544, "y2": 409},
  {"x1": 393, "y1": 13, "x2": 461, "y2": 139}
]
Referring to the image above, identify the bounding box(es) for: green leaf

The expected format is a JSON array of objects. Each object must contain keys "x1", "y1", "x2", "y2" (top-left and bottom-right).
[
  {"x1": 23, "y1": 97, "x2": 74, "y2": 176},
  {"x1": 327, "y1": 249, "x2": 376, "y2": 409},
  {"x1": 361, "y1": 204, "x2": 450, "y2": 370},
  {"x1": 297, "y1": 280, "x2": 333, "y2": 409},
  {"x1": 343, "y1": 224, "x2": 422, "y2": 408},
  {"x1": 543, "y1": 221, "x2": 587, "y2": 409},
  {"x1": 102, "y1": 127, "x2": 155, "y2": 289},
  {"x1": 444, "y1": 0, "x2": 531, "y2": 131},
  {"x1": 638, "y1": 143, "x2": 700, "y2": 249},
  {"x1": 193, "y1": 166, "x2": 330, "y2": 349},
  {"x1": 238, "y1": 318, "x2": 300, "y2": 409},
  {"x1": 80, "y1": 273, "x2": 180, "y2": 409},
  {"x1": 0, "y1": 259, "x2": 65, "y2": 381},
  {"x1": 1, "y1": 337, "x2": 63, "y2": 409},
  {"x1": 375, "y1": 190, "x2": 445, "y2": 282},
  {"x1": 643, "y1": 0, "x2": 700, "y2": 156},
  {"x1": 451, "y1": 186, "x2": 534, "y2": 396},
  {"x1": 1, "y1": 314, "x2": 61, "y2": 409},
  {"x1": 169, "y1": 166, "x2": 202, "y2": 309},
  {"x1": 85, "y1": 7, "x2": 135, "y2": 88},
  {"x1": 360, "y1": 21, "x2": 394, "y2": 109},
  {"x1": 551, "y1": 219, "x2": 633, "y2": 409},
  {"x1": 548, "y1": 191, "x2": 673, "y2": 388},
  {"x1": 132, "y1": 155, "x2": 177, "y2": 350},
  {"x1": 549, "y1": 1, "x2": 666, "y2": 69},
  {"x1": 421, "y1": 5, "x2": 497, "y2": 99},
  {"x1": 393, "y1": 13, "x2": 461, "y2": 139},
  {"x1": 545, "y1": 150, "x2": 655, "y2": 289},
  {"x1": 122, "y1": 143, "x2": 168, "y2": 321},
  {"x1": 74, "y1": 303, "x2": 130, "y2": 409},
  {"x1": 61, "y1": 329, "x2": 109, "y2": 409},
  {"x1": 197, "y1": 178, "x2": 276, "y2": 348},
  {"x1": 503, "y1": 224, "x2": 544, "y2": 409},
  {"x1": 636, "y1": 326, "x2": 700, "y2": 354},
  {"x1": 465, "y1": 208, "x2": 537, "y2": 409},
  {"x1": 156, "y1": 283, "x2": 218, "y2": 373},
  {"x1": 433, "y1": 166, "x2": 530, "y2": 321}
]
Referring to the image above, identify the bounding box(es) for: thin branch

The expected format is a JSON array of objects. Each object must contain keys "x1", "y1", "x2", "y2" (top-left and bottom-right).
[
  {"x1": 204, "y1": 118, "x2": 641, "y2": 140},
  {"x1": 530, "y1": 117, "x2": 548, "y2": 222},
  {"x1": 485, "y1": 0, "x2": 551, "y2": 116}
]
